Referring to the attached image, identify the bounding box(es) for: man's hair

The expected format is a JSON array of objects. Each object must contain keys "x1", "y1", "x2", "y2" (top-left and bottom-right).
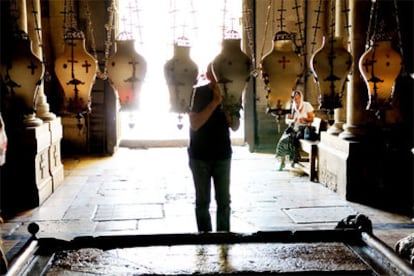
[
  {"x1": 206, "y1": 63, "x2": 213, "y2": 74},
  {"x1": 205, "y1": 63, "x2": 215, "y2": 81}
]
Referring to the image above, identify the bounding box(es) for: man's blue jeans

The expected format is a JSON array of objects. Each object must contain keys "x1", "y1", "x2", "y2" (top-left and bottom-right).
[{"x1": 189, "y1": 158, "x2": 231, "y2": 232}]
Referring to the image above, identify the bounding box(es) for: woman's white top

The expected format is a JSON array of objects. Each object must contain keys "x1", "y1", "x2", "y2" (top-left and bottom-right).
[{"x1": 286, "y1": 101, "x2": 314, "y2": 130}]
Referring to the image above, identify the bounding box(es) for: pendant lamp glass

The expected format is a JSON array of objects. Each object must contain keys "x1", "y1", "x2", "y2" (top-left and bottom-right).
[
  {"x1": 54, "y1": 28, "x2": 98, "y2": 114},
  {"x1": 212, "y1": 30, "x2": 252, "y2": 114},
  {"x1": 107, "y1": 39, "x2": 147, "y2": 111},
  {"x1": 310, "y1": 36, "x2": 352, "y2": 112},
  {"x1": 261, "y1": 31, "x2": 302, "y2": 115},
  {"x1": 164, "y1": 36, "x2": 199, "y2": 115},
  {"x1": 359, "y1": 37, "x2": 402, "y2": 112},
  {"x1": 0, "y1": 31, "x2": 44, "y2": 116}
]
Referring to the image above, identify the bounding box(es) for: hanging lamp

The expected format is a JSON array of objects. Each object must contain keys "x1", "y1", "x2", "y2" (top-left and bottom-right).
[
  {"x1": 164, "y1": 37, "x2": 198, "y2": 120},
  {"x1": 260, "y1": 0, "x2": 303, "y2": 118},
  {"x1": 54, "y1": 0, "x2": 97, "y2": 115},
  {"x1": 311, "y1": 36, "x2": 352, "y2": 110},
  {"x1": 310, "y1": 1, "x2": 352, "y2": 119},
  {"x1": 164, "y1": 0, "x2": 199, "y2": 129},
  {"x1": 358, "y1": 1, "x2": 402, "y2": 118},
  {"x1": 261, "y1": 31, "x2": 302, "y2": 115},
  {"x1": 1, "y1": 31, "x2": 44, "y2": 117},
  {"x1": 106, "y1": 0, "x2": 147, "y2": 111},
  {"x1": 107, "y1": 38, "x2": 147, "y2": 111},
  {"x1": 209, "y1": 0, "x2": 251, "y2": 115},
  {"x1": 359, "y1": 33, "x2": 402, "y2": 116},
  {"x1": 359, "y1": 36, "x2": 402, "y2": 114},
  {"x1": 0, "y1": 0, "x2": 44, "y2": 127},
  {"x1": 54, "y1": 28, "x2": 98, "y2": 114},
  {"x1": 212, "y1": 30, "x2": 252, "y2": 115}
]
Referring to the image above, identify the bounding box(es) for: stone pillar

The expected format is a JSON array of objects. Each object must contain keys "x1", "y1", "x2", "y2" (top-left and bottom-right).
[
  {"x1": 1, "y1": 123, "x2": 53, "y2": 215},
  {"x1": 339, "y1": 0, "x2": 371, "y2": 140},
  {"x1": 327, "y1": 0, "x2": 348, "y2": 135},
  {"x1": 27, "y1": 0, "x2": 56, "y2": 122},
  {"x1": 16, "y1": 0, "x2": 27, "y2": 33},
  {"x1": 49, "y1": 117, "x2": 64, "y2": 192}
]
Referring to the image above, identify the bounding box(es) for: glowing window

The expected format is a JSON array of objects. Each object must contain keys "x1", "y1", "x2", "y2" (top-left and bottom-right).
[{"x1": 118, "y1": 0, "x2": 243, "y2": 141}]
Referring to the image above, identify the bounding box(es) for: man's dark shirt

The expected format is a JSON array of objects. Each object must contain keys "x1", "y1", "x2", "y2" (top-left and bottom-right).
[{"x1": 188, "y1": 84, "x2": 232, "y2": 160}]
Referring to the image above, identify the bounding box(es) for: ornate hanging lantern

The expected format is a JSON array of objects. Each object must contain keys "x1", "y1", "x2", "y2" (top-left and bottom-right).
[
  {"x1": 308, "y1": 0, "x2": 352, "y2": 124},
  {"x1": 212, "y1": 30, "x2": 252, "y2": 114},
  {"x1": 163, "y1": 0, "x2": 199, "y2": 129},
  {"x1": 261, "y1": 31, "x2": 302, "y2": 115},
  {"x1": 359, "y1": 36, "x2": 402, "y2": 114},
  {"x1": 358, "y1": 1, "x2": 402, "y2": 119},
  {"x1": 107, "y1": 39, "x2": 147, "y2": 111},
  {"x1": 259, "y1": 0, "x2": 305, "y2": 119},
  {"x1": 164, "y1": 37, "x2": 198, "y2": 119},
  {"x1": 0, "y1": 31, "x2": 44, "y2": 125},
  {"x1": 311, "y1": 36, "x2": 352, "y2": 113},
  {"x1": 54, "y1": 28, "x2": 98, "y2": 114}
]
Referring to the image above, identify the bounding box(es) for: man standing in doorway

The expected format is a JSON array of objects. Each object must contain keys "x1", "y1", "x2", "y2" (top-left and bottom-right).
[{"x1": 188, "y1": 63, "x2": 240, "y2": 232}]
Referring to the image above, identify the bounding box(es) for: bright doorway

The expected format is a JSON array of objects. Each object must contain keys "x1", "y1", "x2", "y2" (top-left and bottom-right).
[{"x1": 118, "y1": 0, "x2": 245, "y2": 144}]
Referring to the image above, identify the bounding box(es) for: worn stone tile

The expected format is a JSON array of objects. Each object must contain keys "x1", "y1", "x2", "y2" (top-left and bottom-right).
[
  {"x1": 63, "y1": 205, "x2": 97, "y2": 220},
  {"x1": 95, "y1": 220, "x2": 138, "y2": 232},
  {"x1": 93, "y1": 204, "x2": 164, "y2": 221},
  {"x1": 2, "y1": 145, "x2": 413, "y2": 263},
  {"x1": 282, "y1": 206, "x2": 357, "y2": 224}
]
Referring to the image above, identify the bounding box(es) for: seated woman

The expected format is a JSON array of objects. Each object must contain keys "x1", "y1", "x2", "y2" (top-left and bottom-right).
[{"x1": 276, "y1": 90, "x2": 314, "y2": 171}]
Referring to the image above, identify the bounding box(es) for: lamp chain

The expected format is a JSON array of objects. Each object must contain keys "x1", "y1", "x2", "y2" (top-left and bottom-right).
[
  {"x1": 190, "y1": 0, "x2": 198, "y2": 43},
  {"x1": 83, "y1": 0, "x2": 103, "y2": 80},
  {"x1": 133, "y1": 0, "x2": 144, "y2": 46},
  {"x1": 9, "y1": 0, "x2": 19, "y2": 34},
  {"x1": 169, "y1": 0, "x2": 198, "y2": 43},
  {"x1": 67, "y1": 0, "x2": 77, "y2": 31},
  {"x1": 242, "y1": 0, "x2": 256, "y2": 75},
  {"x1": 258, "y1": 0, "x2": 272, "y2": 69},
  {"x1": 169, "y1": 0, "x2": 177, "y2": 44},
  {"x1": 392, "y1": 0, "x2": 406, "y2": 74},
  {"x1": 221, "y1": 0, "x2": 228, "y2": 39},
  {"x1": 62, "y1": 0, "x2": 68, "y2": 35},
  {"x1": 293, "y1": 0, "x2": 305, "y2": 57},
  {"x1": 102, "y1": 0, "x2": 116, "y2": 80},
  {"x1": 328, "y1": 0, "x2": 336, "y2": 97},
  {"x1": 310, "y1": 0, "x2": 323, "y2": 55},
  {"x1": 365, "y1": 0, "x2": 379, "y2": 49},
  {"x1": 342, "y1": 0, "x2": 351, "y2": 50},
  {"x1": 276, "y1": 0, "x2": 286, "y2": 32},
  {"x1": 329, "y1": 0, "x2": 335, "y2": 42}
]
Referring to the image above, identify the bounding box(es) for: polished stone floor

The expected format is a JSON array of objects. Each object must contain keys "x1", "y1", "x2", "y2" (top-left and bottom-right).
[{"x1": 1, "y1": 145, "x2": 413, "y2": 269}]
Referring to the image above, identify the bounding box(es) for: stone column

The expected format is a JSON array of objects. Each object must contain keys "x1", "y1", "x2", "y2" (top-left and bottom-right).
[
  {"x1": 339, "y1": 0, "x2": 371, "y2": 140},
  {"x1": 15, "y1": 0, "x2": 43, "y2": 127},
  {"x1": 327, "y1": 0, "x2": 348, "y2": 135},
  {"x1": 27, "y1": 0, "x2": 56, "y2": 122},
  {"x1": 16, "y1": 0, "x2": 27, "y2": 32}
]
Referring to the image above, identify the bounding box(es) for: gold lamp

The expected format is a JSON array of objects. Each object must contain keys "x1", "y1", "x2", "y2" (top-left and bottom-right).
[
  {"x1": 358, "y1": 0, "x2": 403, "y2": 119},
  {"x1": 54, "y1": 28, "x2": 98, "y2": 114},
  {"x1": 212, "y1": 30, "x2": 252, "y2": 114},
  {"x1": 311, "y1": 36, "x2": 352, "y2": 113},
  {"x1": 107, "y1": 39, "x2": 147, "y2": 111},
  {"x1": 359, "y1": 35, "x2": 402, "y2": 114},
  {"x1": 261, "y1": 31, "x2": 302, "y2": 116},
  {"x1": 0, "y1": 31, "x2": 44, "y2": 126}
]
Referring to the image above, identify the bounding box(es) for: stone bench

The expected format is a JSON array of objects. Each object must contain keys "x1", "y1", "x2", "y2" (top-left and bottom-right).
[{"x1": 297, "y1": 117, "x2": 323, "y2": 182}]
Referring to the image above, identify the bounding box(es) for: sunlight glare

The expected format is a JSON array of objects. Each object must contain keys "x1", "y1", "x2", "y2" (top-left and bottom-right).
[{"x1": 119, "y1": 0, "x2": 243, "y2": 141}]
